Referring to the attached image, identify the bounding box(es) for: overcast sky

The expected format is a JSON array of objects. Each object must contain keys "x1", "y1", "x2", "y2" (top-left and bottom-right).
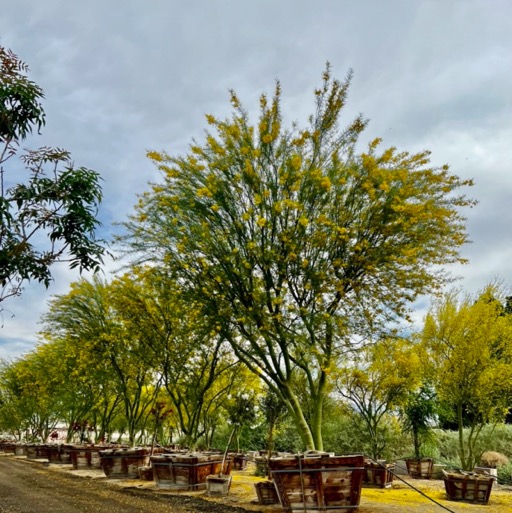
[{"x1": 1, "y1": 0, "x2": 511, "y2": 359}]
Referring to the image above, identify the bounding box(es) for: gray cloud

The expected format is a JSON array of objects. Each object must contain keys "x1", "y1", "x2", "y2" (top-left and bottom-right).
[{"x1": 1, "y1": 0, "x2": 511, "y2": 357}]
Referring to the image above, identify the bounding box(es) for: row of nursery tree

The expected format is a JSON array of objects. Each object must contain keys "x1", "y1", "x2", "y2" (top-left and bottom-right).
[
  {"x1": 2, "y1": 50, "x2": 512, "y2": 472},
  {"x1": 1, "y1": 276, "x2": 512, "y2": 472}
]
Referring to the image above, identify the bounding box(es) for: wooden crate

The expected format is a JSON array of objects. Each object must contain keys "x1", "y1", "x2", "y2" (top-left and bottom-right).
[
  {"x1": 151, "y1": 453, "x2": 232, "y2": 490},
  {"x1": 232, "y1": 453, "x2": 248, "y2": 470},
  {"x1": 405, "y1": 458, "x2": 433, "y2": 479},
  {"x1": 363, "y1": 460, "x2": 395, "y2": 488},
  {"x1": 26, "y1": 444, "x2": 49, "y2": 460},
  {"x1": 0, "y1": 442, "x2": 17, "y2": 455},
  {"x1": 269, "y1": 454, "x2": 364, "y2": 513},
  {"x1": 255, "y1": 480, "x2": 279, "y2": 505},
  {"x1": 45, "y1": 444, "x2": 65, "y2": 463},
  {"x1": 99, "y1": 447, "x2": 150, "y2": 478},
  {"x1": 139, "y1": 465, "x2": 154, "y2": 481},
  {"x1": 70, "y1": 445, "x2": 109, "y2": 469},
  {"x1": 442, "y1": 470, "x2": 494, "y2": 504}
]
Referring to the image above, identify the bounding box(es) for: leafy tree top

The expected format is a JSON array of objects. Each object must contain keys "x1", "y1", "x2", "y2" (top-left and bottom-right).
[
  {"x1": 121, "y1": 64, "x2": 474, "y2": 450},
  {"x1": 0, "y1": 45, "x2": 106, "y2": 304}
]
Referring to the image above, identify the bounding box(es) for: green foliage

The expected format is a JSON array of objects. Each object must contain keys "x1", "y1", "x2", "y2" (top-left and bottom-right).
[
  {"x1": 434, "y1": 425, "x2": 512, "y2": 469},
  {"x1": 0, "y1": 352, "x2": 61, "y2": 441},
  {"x1": 122, "y1": 63, "x2": 473, "y2": 450},
  {"x1": 497, "y1": 461, "x2": 512, "y2": 485},
  {"x1": 40, "y1": 276, "x2": 160, "y2": 446},
  {"x1": 107, "y1": 267, "x2": 245, "y2": 448},
  {"x1": 272, "y1": 417, "x2": 303, "y2": 453},
  {"x1": 422, "y1": 285, "x2": 512, "y2": 469},
  {"x1": 0, "y1": 45, "x2": 106, "y2": 303},
  {"x1": 210, "y1": 421, "x2": 262, "y2": 453},
  {"x1": 336, "y1": 337, "x2": 422, "y2": 459},
  {"x1": 401, "y1": 385, "x2": 438, "y2": 460},
  {"x1": 321, "y1": 405, "x2": 409, "y2": 461},
  {"x1": 477, "y1": 424, "x2": 512, "y2": 459},
  {"x1": 0, "y1": 46, "x2": 44, "y2": 140}
]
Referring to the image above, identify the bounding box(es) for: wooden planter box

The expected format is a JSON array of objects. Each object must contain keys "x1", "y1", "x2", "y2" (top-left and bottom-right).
[
  {"x1": 442, "y1": 470, "x2": 494, "y2": 504},
  {"x1": 255, "y1": 456, "x2": 270, "y2": 477},
  {"x1": 70, "y1": 445, "x2": 109, "y2": 469},
  {"x1": 45, "y1": 444, "x2": 65, "y2": 463},
  {"x1": 255, "y1": 480, "x2": 279, "y2": 505},
  {"x1": 269, "y1": 454, "x2": 365, "y2": 513},
  {"x1": 150, "y1": 453, "x2": 231, "y2": 490},
  {"x1": 26, "y1": 444, "x2": 49, "y2": 460},
  {"x1": 363, "y1": 460, "x2": 395, "y2": 488},
  {"x1": 405, "y1": 458, "x2": 433, "y2": 479},
  {"x1": 0, "y1": 442, "x2": 17, "y2": 454},
  {"x1": 139, "y1": 465, "x2": 154, "y2": 481},
  {"x1": 59, "y1": 444, "x2": 73, "y2": 464},
  {"x1": 232, "y1": 453, "x2": 248, "y2": 470},
  {"x1": 99, "y1": 447, "x2": 150, "y2": 479}
]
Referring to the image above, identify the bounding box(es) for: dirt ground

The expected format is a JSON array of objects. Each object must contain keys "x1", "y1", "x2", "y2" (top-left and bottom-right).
[{"x1": 1, "y1": 453, "x2": 511, "y2": 513}]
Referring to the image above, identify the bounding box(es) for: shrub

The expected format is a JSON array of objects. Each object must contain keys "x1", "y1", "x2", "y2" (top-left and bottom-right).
[
  {"x1": 480, "y1": 451, "x2": 510, "y2": 468},
  {"x1": 434, "y1": 424, "x2": 512, "y2": 468},
  {"x1": 497, "y1": 462, "x2": 512, "y2": 485}
]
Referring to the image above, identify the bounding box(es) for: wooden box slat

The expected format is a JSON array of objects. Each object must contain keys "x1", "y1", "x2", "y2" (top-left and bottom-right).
[{"x1": 269, "y1": 454, "x2": 364, "y2": 513}]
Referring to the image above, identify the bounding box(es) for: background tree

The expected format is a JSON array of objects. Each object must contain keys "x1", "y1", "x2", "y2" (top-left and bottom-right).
[
  {"x1": 336, "y1": 337, "x2": 422, "y2": 459},
  {"x1": 41, "y1": 277, "x2": 160, "y2": 446},
  {"x1": 0, "y1": 359, "x2": 31, "y2": 439},
  {"x1": 224, "y1": 391, "x2": 258, "y2": 453},
  {"x1": 257, "y1": 388, "x2": 288, "y2": 478},
  {"x1": 121, "y1": 65, "x2": 473, "y2": 450},
  {"x1": 421, "y1": 285, "x2": 512, "y2": 469},
  {"x1": 401, "y1": 385, "x2": 438, "y2": 461},
  {"x1": 108, "y1": 267, "x2": 246, "y2": 448},
  {"x1": 0, "y1": 353, "x2": 61, "y2": 441},
  {"x1": 0, "y1": 45, "x2": 106, "y2": 303}
]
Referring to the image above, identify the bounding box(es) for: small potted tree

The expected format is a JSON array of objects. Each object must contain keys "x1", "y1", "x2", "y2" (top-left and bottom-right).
[
  {"x1": 254, "y1": 389, "x2": 287, "y2": 504},
  {"x1": 402, "y1": 386, "x2": 437, "y2": 479},
  {"x1": 206, "y1": 393, "x2": 256, "y2": 496}
]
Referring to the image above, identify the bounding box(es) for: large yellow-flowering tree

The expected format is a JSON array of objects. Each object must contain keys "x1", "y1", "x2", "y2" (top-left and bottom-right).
[
  {"x1": 121, "y1": 65, "x2": 473, "y2": 450},
  {"x1": 422, "y1": 286, "x2": 512, "y2": 470}
]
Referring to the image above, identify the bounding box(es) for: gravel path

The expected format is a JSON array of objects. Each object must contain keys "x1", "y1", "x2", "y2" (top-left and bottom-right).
[
  {"x1": 0, "y1": 456, "x2": 247, "y2": 513},
  {"x1": 1, "y1": 454, "x2": 511, "y2": 513}
]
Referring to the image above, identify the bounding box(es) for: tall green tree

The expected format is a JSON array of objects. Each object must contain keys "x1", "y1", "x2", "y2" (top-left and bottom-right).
[
  {"x1": 0, "y1": 45, "x2": 106, "y2": 303},
  {"x1": 401, "y1": 385, "x2": 438, "y2": 461},
  {"x1": 108, "y1": 268, "x2": 245, "y2": 447},
  {"x1": 422, "y1": 285, "x2": 512, "y2": 469},
  {"x1": 0, "y1": 359, "x2": 31, "y2": 439},
  {"x1": 0, "y1": 353, "x2": 61, "y2": 441},
  {"x1": 336, "y1": 337, "x2": 422, "y2": 459},
  {"x1": 121, "y1": 65, "x2": 473, "y2": 449},
  {"x1": 33, "y1": 330, "x2": 124, "y2": 443}
]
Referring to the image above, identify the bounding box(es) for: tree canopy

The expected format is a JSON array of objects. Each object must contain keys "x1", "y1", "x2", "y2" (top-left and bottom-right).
[
  {"x1": 0, "y1": 45, "x2": 106, "y2": 303},
  {"x1": 121, "y1": 64, "x2": 474, "y2": 450},
  {"x1": 421, "y1": 285, "x2": 512, "y2": 469},
  {"x1": 336, "y1": 337, "x2": 422, "y2": 459}
]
